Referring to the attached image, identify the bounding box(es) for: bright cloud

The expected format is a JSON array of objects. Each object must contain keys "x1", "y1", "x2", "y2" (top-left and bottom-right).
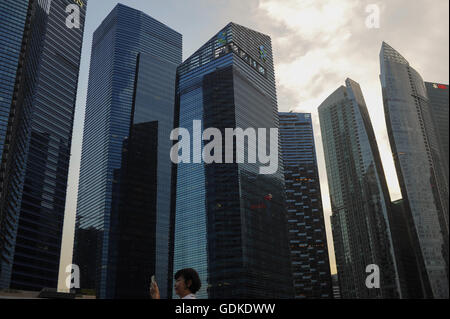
[{"x1": 259, "y1": 0, "x2": 358, "y2": 41}]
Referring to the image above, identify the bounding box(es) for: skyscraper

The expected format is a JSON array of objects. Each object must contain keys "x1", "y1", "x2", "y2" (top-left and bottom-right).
[
  {"x1": 380, "y1": 42, "x2": 449, "y2": 298},
  {"x1": 73, "y1": 4, "x2": 182, "y2": 298},
  {"x1": 0, "y1": 0, "x2": 87, "y2": 290},
  {"x1": 424, "y1": 82, "x2": 449, "y2": 186},
  {"x1": 279, "y1": 112, "x2": 333, "y2": 299},
  {"x1": 173, "y1": 23, "x2": 293, "y2": 299},
  {"x1": 318, "y1": 78, "x2": 401, "y2": 298}
]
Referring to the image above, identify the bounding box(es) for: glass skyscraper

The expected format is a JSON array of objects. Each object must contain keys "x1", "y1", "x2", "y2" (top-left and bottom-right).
[
  {"x1": 319, "y1": 78, "x2": 401, "y2": 298},
  {"x1": 0, "y1": 0, "x2": 87, "y2": 290},
  {"x1": 173, "y1": 23, "x2": 293, "y2": 299},
  {"x1": 73, "y1": 4, "x2": 181, "y2": 298},
  {"x1": 425, "y1": 82, "x2": 449, "y2": 187},
  {"x1": 380, "y1": 42, "x2": 449, "y2": 298},
  {"x1": 279, "y1": 112, "x2": 333, "y2": 299}
]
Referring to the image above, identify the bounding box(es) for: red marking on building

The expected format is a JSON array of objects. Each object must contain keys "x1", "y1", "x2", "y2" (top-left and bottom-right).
[{"x1": 251, "y1": 204, "x2": 266, "y2": 209}]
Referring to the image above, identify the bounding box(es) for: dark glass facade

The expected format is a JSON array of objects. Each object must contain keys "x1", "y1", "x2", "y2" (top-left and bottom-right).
[
  {"x1": 73, "y1": 4, "x2": 181, "y2": 299},
  {"x1": 319, "y1": 78, "x2": 401, "y2": 298},
  {"x1": 425, "y1": 82, "x2": 449, "y2": 187},
  {"x1": 0, "y1": 0, "x2": 87, "y2": 290},
  {"x1": 173, "y1": 23, "x2": 293, "y2": 299},
  {"x1": 0, "y1": 1, "x2": 29, "y2": 161},
  {"x1": 0, "y1": 0, "x2": 32, "y2": 288},
  {"x1": 279, "y1": 112, "x2": 333, "y2": 299},
  {"x1": 380, "y1": 43, "x2": 449, "y2": 298},
  {"x1": 389, "y1": 199, "x2": 424, "y2": 298}
]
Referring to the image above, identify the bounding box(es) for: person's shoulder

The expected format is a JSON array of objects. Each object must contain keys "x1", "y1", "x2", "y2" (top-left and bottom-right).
[{"x1": 182, "y1": 294, "x2": 196, "y2": 299}]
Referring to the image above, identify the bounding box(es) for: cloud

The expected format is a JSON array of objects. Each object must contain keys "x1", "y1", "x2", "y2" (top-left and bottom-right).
[
  {"x1": 259, "y1": 0, "x2": 358, "y2": 41},
  {"x1": 259, "y1": 0, "x2": 377, "y2": 109},
  {"x1": 255, "y1": 0, "x2": 448, "y2": 203}
]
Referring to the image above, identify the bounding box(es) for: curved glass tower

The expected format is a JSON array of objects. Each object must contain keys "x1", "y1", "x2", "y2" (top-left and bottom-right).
[
  {"x1": 380, "y1": 42, "x2": 449, "y2": 299},
  {"x1": 319, "y1": 78, "x2": 401, "y2": 298}
]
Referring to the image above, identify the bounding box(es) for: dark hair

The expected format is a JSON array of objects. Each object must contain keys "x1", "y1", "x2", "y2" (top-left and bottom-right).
[{"x1": 175, "y1": 268, "x2": 201, "y2": 294}]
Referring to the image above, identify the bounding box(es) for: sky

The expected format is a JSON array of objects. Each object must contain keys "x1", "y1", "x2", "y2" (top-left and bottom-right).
[{"x1": 58, "y1": 0, "x2": 449, "y2": 291}]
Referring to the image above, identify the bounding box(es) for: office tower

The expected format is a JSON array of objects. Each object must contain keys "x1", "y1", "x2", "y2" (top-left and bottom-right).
[
  {"x1": 380, "y1": 42, "x2": 449, "y2": 298},
  {"x1": 319, "y1": 78, "x2": 401, "y2": 298},
  {"x1": 0, "y1": 0, "x2": 87, "y2": 290},
  {"x1": 73, "y1": 4, "x2": 181, "y2": 299},
  {"x1": 173, "y1": 23, "x2": 293, "y2": 299},
  {"x1": 425, "y1": 82, "x2": 449, "y2": 186},
  {"x1": 279, "y1": 112, "x2": 333, "y2": 299}
]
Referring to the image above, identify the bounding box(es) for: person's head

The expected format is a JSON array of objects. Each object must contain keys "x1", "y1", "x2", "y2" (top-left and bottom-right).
[{"x1": 174, "y1": 268, "x2": 201, "y2": 297}]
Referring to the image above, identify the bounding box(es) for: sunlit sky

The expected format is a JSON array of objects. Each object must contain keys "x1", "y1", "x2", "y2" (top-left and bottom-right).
[{"x1": 58, "y1": 0, "x2": 449, "y2": 290}]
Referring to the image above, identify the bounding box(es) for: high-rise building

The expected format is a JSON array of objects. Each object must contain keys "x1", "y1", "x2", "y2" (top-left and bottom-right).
[
  {"x1": 0, "y1": 0, "x2": 87, "y2": 290},
  {"x1": 318, "y1": 78, "x2": 401, "y2": 298},
  {"x1": 424, "y1": 82, "x2": 449, "y2": 186},
  {"x1": 73, "y1": 4, "x2": 182, "y2": 299},
  {"x1": 279, "y1": 112, "x2": 333, "y2": 299},
  {"x1": 380, "y1": 42, "x2": 449, "y2": 298},
  {"x1": 173, "y1": 23, "x2": 293, "y2": 299}
]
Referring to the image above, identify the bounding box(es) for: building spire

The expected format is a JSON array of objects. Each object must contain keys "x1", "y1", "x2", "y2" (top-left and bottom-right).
[{"x1": 380, "y1": 41, "x2": 409, "y2": 65}]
